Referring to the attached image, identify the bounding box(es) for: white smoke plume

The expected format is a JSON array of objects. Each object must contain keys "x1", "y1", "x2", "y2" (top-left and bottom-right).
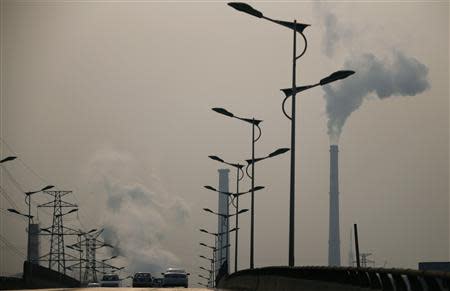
[
  {"x1": 82, "y1": 148, "x2": 190, "y2": 274},
  {"x1": 324, "y1": 51, "x2": 430, "y2": 144},
  {"x1": 314, "y1": 3, "x2": 352, "y2": 57}
]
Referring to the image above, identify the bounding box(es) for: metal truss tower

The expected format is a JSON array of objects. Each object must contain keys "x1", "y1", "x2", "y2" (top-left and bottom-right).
[
  {"x1": 38, "y1": 190, "x2": 77, "y2": 274},
  {"x1": 78, "y1": 229, "x2": 115, "y2": 283}
]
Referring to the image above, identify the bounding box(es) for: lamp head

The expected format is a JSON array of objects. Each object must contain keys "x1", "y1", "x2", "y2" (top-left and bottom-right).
[
  {"x1": 212, "y1": 107, "x2": 234, "y2": 118},
  {"x1": 268, "y1": 147, "x2": 290, "y2": 158},
  {"x1": 228, "y1": 2, "x2": 263, "y2": 18},
  {"x1": 41, "y1": 185, "x2": 55, "y2": 191},
  {"x1": 68, "y1": 208, "x2": 78, "y2": 215},
  {"x1": 252, "y1": 186, "x2": 265, "y2": 192},
  {"x1": 238, "y1": 208, "x2": 249, "y2": 214},
  {"x1": 204, "y1": 185, "x2": 217, "y2": 192},
  {"x1": 208, "y1": 155, "x2": 224, "y2": 163},
  {"x1": 7, "y1": 208, "x2": 20, "y2": 215},
  {"x1": 203, "y1": 208, "x2": 214, "y2": 214},
  {"x1": 320, "y1": 70, "x2": 355, "y2": 86},
  {"x1": 0, "y1": 156, "x2": 17, "y2": 163}
]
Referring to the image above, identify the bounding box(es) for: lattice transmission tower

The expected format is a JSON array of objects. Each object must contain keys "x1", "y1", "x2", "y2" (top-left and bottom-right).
[{"x1": 38, "y1": 190, "x2": 78, "y2": 274}]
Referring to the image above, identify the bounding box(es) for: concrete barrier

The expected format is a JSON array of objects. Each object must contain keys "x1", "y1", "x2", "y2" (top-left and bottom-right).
[{"x1": 217, "y1": 266, "x2": 450, "y2": 291}]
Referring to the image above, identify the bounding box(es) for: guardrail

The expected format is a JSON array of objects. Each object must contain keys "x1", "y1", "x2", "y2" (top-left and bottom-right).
[{"x1": 217, "y1": 266, "x2": 450, "y2": 291}]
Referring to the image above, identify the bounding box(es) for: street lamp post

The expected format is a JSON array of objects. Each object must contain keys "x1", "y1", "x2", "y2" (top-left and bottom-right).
[
  {"x1": 203, "y1": 206, "x2": 247, "y2": 273},
  {"x1": 198, "y1": 254, "x2": 215, "y2": 287},
  {"x1": 203, "y1": 184, "x2": 263, "y2": 271},
  {"x1": 228, "y1": 2, "x2": 355, "y2": 266},
  {"x1": 199, "y1": 227, "x2": 237, "y2": 276},
  {"x1": 209, "y1": 155, "x2": 245, "y2": 272},
  {"x1": 24, "y1": 185, "x2": 54, "y2": 263},
  {"x1": 212, "y1": 107, "x2": 262, "y2": 269}
]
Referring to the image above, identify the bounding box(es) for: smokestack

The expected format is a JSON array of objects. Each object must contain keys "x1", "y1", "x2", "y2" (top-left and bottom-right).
[
  {"x1": 328, "y1": 145, "x2": 341, "y2": 266},
  {"x1": 217, "y1": 169, "x2": 230, "y2": 275},
  {"x1": 29, "y1": 223, "x2": 40, "y2": 264}
]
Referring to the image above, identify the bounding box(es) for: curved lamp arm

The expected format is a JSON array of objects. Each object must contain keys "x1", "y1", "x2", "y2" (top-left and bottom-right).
[
  {"x1": 296, "y1": 31, "x2": 308, "y2": 60},
  {"x1": 238, "y1": 167, "x2": 245, "y2": 181},
  {"x1": 245, "y1": 163, "x2": 253, "y2": 179},
  {"x1": 254, "y1": 123, "x2": 262, "y2": 142},
  {"x1": 282, "y1": 96, "x2": 292, "y2": 120}
]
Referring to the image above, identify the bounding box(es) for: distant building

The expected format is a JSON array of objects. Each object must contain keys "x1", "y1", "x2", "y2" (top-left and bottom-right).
[{"x1": 418, "y1": 262, "x2": 450, "y2": 272}]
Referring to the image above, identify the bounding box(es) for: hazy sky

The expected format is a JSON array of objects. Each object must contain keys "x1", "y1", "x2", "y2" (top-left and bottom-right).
[{"x1": 0, "y1": 0, "x2": 448, "y2": 286}]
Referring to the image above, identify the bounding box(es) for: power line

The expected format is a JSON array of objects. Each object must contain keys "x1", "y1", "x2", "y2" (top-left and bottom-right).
[
  {"x1": 0, "y1": 233, "x2": 26, "y2": 258},
  {"x1": 0, "y1": 169, "x2": 52, "y2": 218},
  {"x1": 0, "y1": 208, "x2": 27, "y2": 223},
  {"x1": 0, "y1": 185, "x2": 21, "y2": 211},
  {"x1": 0, "y1": 138, "x2": 91, "y2": 230}
]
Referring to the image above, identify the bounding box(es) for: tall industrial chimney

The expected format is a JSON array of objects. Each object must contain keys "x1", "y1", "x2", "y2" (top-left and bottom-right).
[
  {"x1": 29, "y1": 223, "x2": 40, "y2": 264},
  {"x1": 328, "y1": 145, "x2": 341, "y2": 266},
  {"x1": 217, "y1": 169, "x2": 230, "y2": 275}
]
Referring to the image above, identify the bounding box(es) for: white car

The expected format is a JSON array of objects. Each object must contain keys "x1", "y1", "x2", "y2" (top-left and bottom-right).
[
  {"x1": 100, "y1": 274, "x2": 121, "y2": 287},
  {"x1": 162, "y1": 268, "x2": 190, "y2": 288},
  {"x1": 86, "y1": 282, "x2": 100, "y2": 288}
]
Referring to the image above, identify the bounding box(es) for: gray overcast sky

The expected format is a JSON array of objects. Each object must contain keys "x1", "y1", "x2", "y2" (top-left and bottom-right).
[{"x1": 0, "y1": 0, "x2": 448, "y2": 286}]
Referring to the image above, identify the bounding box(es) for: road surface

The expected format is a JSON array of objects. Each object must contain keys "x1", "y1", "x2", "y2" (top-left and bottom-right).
[{"x1": 15, "y1": 289, "x2": 216, "y2": 291}]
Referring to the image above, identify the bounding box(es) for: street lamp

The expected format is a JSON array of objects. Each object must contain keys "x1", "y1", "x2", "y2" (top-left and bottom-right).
[
  {"x1": 198, "y1": 274, "x2": 210, "y2": 280},
  {"x1": 24, "y1": 185, "x2": 54, "y2": 262},
  {"x1": 199, "y1": 255, "x2": 214, "y2": 263},
  {"x1": 203, "y1": 207, "x2": 249, "y2": 219},
  {"x1": 203, "y1": 185, "x2": 264, "y2": 198},
  {"x1": 208, "y1": 154, "x2": 245, "y2": 272},
  {"x1": 0, "y1": 156, "x2": 17, "y2": 163},
  {"x1": 228, "y1": 2, "x2": 355, "y2": 266},
  {"x1": 102, "y1": 256, "x2": 118, "y2": 273},
  {"x1": 199, "y1": 266, "x2": 212, "y2": 273},
  {"x1": 56, "y1": 208, "x2": 78, "y2": 217},
  {"x1": 212, "y1": 107, "x2": 262, "y2": 269},
  {"x1": 199, "y1": 242, "x2": 231, "y2": 252},
  {"x1": 199, "y1": 227, "x2": 238, "y2": 237},
  {"x1": 245, "y1": 148, "x2": 290, "y2": 167},
  {"x1": 7, "y1": 208, "x2": 33, "y2": 219}
]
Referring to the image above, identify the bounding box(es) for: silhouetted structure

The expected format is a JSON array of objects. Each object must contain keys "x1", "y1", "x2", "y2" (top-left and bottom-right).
[
  {"x1": 328, "y1": 145, "x2": 341, "y2": 266},
  {"x1": 29, "y1": 223, "x2": 40, "y2": 263},
  {"x1": 38, "y1": 190, "x2": 78, "y2": 274},
  {"x1": 81, "y1": 230, "x2": 103, "y2": 283},
  {"x1": 217, "y1": 169, "x2": 230, "y2": 276}
]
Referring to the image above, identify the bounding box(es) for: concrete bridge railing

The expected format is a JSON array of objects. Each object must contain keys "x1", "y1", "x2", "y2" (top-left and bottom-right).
[{"x1": 217, "y1": 266, "x2": 450, "y2": 291}]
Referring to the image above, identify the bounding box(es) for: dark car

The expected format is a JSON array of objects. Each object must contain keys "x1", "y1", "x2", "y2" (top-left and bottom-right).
[
  {"x1": 132, "y1": 272, "x2": 153, "y2": 287},
  {"x1": 100, "y1": 274, "x2": 120, "y2": 287}
]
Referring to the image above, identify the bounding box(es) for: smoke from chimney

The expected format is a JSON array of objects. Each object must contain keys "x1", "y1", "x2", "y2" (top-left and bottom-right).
[
  {"x1": 82, "y1": 148, "x2": 190, "y2": 274},
  {"x1": 323, "y1": 51, "x2": 430, "y2": 144}
]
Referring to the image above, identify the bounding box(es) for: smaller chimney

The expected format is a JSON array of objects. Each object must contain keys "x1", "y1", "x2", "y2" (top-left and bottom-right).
[{"x1": 29, "y1": 223, "x2": 40, "y2": 264}]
